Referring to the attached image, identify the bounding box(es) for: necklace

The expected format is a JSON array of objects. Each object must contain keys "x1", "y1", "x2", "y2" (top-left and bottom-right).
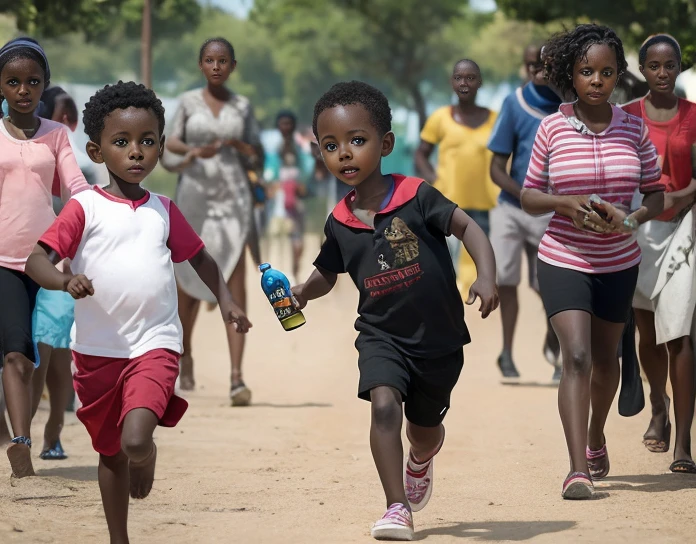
[{"x1": 6, "y1": 116, "x2": 38, "y2": 136}]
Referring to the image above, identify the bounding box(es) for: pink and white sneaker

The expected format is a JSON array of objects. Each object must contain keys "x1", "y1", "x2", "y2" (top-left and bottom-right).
[
  {"x1": 405, "y1": 451, "x2": 434, "y2": 512},
  {"x1": 371, "y1": 503, "x2": 414, "y2": 541}
]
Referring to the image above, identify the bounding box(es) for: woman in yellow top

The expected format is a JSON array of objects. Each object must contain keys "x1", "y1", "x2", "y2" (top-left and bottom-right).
[{"x1": 415, "y1": 59, "x2": 499, "y2": 292}]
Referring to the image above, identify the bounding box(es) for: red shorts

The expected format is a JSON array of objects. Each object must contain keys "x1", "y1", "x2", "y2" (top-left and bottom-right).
[{"x1": 72, "y1": 348, "x2": 188, "y2": 456}]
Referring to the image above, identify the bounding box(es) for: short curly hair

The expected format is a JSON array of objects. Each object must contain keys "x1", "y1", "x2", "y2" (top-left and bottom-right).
[
  {"x1": 312, "y1": 81, "x2": 392, "y2": 138},
  {"x1": 544, "y1": 24, "x2": 627, "y2": 98},
  {"x1": 83, "y1": 81, "x2": 166, "y2": 143},
  {"x1": 639, "y1": 34, "x2": 681, "y2": 67}
]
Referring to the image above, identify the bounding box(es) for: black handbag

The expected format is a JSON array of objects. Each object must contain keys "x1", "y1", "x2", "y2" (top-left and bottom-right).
[{"x1": 618, "y1": 309, "x2": 645, "y2": 417}]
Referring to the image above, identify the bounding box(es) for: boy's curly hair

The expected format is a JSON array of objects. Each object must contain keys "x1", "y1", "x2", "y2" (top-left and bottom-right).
[
  {"x1": 83, "y1": 81, "x2": 165, "y2": 143},
  {"x1": 312, "y1": 81, "x2": 392, "y2": 138},
  {"x1": 544, "y1": 24, "x2": 627, "y2": 98}
]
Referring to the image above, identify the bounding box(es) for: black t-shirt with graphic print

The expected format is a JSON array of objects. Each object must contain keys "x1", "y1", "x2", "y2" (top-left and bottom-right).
[{"x1": 314, "y1": 175, "x2": 471, "y2": 358}]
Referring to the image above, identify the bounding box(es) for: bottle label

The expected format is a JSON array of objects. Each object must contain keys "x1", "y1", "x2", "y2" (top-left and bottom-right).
[{"x1": 268, "y1": 286, "x2": 298, "y2": 321}]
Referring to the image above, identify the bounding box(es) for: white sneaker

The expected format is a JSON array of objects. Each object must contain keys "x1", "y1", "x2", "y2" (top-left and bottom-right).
[
  {"x1": 371, "y1": 503, "x2": 414, "y2": 541},
  {"x1": 405, "y1": 452, "x2": 434, "y2": 512}
]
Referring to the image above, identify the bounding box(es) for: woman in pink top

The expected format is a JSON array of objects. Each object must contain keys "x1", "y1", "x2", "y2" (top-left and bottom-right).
[
  {"x1": 521, "y1": 25, "x2": 665, "y2": 499},
  {"x1": 0, "y1": 38, "x2": 89, "y2": 478},
  {"x1": 623, "y1": 35, "x2": 696, "y2": 473}
]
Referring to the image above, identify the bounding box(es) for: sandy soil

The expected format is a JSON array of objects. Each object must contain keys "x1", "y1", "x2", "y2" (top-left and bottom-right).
[{"x1": 1, "y1": 235, "x2": 695, "y2": 543}]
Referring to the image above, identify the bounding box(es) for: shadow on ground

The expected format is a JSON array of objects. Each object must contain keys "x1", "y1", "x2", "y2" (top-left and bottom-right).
[
  {"x1": 415, "y1": 520, "x2": 576, "y2": 541},
  {"x1": 500, "y1": 381, "x2": 559, "y2": 389},
  {"x1": 601, "y1": 473, "x2": 696, "y2": 493},
  {"x1": 37, "y1": 465, "x2": 98, "y2": 482},
  {"x1": 249, "y1": 402, "x2": 332, "y2": 408}
]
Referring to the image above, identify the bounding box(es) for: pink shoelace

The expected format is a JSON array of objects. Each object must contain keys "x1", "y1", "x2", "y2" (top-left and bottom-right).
[{"x1": 376, "y1": 503, "x2": 412, "y2": 527}]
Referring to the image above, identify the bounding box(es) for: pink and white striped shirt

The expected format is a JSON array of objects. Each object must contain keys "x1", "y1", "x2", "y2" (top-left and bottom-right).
[{"x1": 523, "y1": 103, "x2": 663, "y2": 274}]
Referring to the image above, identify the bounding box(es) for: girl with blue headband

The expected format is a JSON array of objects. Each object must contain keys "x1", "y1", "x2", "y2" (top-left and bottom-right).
[{"x1": 0, "y1": 37, "x2": 90, "y2": 478}]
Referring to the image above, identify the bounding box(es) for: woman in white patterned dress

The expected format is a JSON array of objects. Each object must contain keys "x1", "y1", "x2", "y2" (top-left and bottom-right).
[{"x1": 165, "y1": 37, "x2": 263, "y2": 405}]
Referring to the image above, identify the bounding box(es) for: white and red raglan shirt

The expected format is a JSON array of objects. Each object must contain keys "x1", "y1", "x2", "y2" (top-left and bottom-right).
[{"x1": 39, "y1": 186, "x2": 204, "y2": 358}]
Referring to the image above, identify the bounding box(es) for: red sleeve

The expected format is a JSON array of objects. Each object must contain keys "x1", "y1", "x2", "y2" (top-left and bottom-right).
[
  {"x1": 38, "y1": 198, "x2": 86, "y2": 260},
  {"x1": 159, "y1": 196, "x2": 205, "y2": 263}
]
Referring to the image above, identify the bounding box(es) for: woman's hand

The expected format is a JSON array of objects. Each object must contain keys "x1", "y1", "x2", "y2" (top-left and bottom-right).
[
  {"x1": 193, "y1": 142, "x2": 222, "y2": 159},
  {"x1": 224, "y1": 139, "x2": 257, "y2": 157},
  {"x1": 556, "y1": 195, "x2": 613, "y2": 233}
]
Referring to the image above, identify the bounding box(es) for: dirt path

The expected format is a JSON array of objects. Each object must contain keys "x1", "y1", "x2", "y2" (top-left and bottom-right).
[{"x1": 1, "y1": 236, "x2": 695, "y2": 543}]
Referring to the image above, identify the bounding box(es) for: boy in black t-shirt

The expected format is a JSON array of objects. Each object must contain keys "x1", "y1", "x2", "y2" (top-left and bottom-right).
[{"x1": 292, "y1": 81, "x2": 498, "y2": 541}]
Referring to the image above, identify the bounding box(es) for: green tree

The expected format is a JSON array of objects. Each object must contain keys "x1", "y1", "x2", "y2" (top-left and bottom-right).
[
  {"x1": 0, "y1": 0, "x2": 200, "y2": 40},
  {"x1": 252, "y1": 0, "x2": 488, "y2": 127},
  {"x1": 497, "y1": 0, "x2": 696, "y2": 64}
]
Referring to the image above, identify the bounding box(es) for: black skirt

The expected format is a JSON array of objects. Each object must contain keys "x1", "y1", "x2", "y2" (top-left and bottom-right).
[{"x1": 537, "y1": 259, "x2": 638, "y2": 323}]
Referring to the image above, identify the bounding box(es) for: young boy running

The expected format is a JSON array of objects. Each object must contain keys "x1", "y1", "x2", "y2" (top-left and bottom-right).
[
  {"x1": 292, "y1": 81, "x2": 498, "y2": 541},
  {"x1": 25, "y1": 81, "x2": 251, "y2": 544}
]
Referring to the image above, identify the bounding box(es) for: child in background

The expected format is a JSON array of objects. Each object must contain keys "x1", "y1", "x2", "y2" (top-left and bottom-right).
[
  {"x1": 25, "y1": 81, "x2": 251, "y2": 543},
  {"x1": 267, "y1": 111, "x2": 309, "y2": 282},
  {"x1": 292, "y1": 81, "x2": 498, "y2": 540},
  {"x1": 30, "y1": 87, "x2": 101, "y2": 460},
  {"x1": 0, "y1": 37, "x2": 90, "y2": 477}
]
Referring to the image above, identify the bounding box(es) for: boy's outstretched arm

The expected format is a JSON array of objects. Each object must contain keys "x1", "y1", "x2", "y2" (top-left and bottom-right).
[
  {"x1": 449, "y1": 209, "x2": 499, "y2": 318},
  {"x1": 25, "y1": 243, "x2": 94, "y2": 299},
  {"x1": 291, "y1": 267, "x2": 337, "y2": 309},
  {"x1": 189, "y1": 249, "x2": 252, "y2": 333}
]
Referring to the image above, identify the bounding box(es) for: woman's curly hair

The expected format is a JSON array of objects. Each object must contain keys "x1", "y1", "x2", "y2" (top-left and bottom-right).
[{"x1": 543, "y1": 24, "x2": 627, "y2": 98}]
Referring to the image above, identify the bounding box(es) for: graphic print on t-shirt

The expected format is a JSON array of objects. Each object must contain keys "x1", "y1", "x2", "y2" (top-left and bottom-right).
[
  {"x1": 384, "y1": 217, "x2": 420, "y2": 267},
  {"x1": 364, "y1": 216, "x2": 424, "y2": 299}
]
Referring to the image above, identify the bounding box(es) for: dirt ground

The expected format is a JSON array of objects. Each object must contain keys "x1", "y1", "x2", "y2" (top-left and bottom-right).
[{"x1": 1, "y1": 235, "x2": 695, "y2": 543}]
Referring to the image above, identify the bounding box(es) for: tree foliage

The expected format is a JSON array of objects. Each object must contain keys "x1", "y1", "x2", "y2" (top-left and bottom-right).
[
  {"x1": 0, "y1": 0, "x2": 200, "y2": 42},
  {"x1": 497, "y1": 0, "x2": 696, "y2": 64},
  {"x1": 252, "y1": 0, "x2": 490, "y2": 127}
]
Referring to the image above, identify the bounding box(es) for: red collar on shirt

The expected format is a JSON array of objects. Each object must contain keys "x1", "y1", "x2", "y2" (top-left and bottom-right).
[
  {"x1": 94, "y1": 186, "x2": 151, "y2": 210},
  {"x1": 331, "y1": 174, "x2": 424, "y2": 230}
]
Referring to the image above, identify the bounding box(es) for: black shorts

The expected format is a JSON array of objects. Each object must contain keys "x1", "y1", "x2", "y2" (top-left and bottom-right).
[
  {"x1": 537, "y1": 259, "x2": 638, "y2": 323},
  {"x1": 0, "y1": 266, "x2": 40, "y2": 367},
  {"x1": 356, "y1": 337, "x2": 464, "y2": 427}
]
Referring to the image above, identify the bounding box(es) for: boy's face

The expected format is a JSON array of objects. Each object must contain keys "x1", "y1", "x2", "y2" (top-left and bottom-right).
[
  {"x1": 87, "y1": 107, "x2": 164, "y2": 183},
  {"x1": 316, "y1": 104, "x2": 393, "y2": 187}
]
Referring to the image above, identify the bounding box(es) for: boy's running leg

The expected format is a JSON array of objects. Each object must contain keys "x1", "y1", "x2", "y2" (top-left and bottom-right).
[
  {"x1": 99, "y1": 451, "x2": 130, "y2": 544},
  {"x1": 370, "y1": 386, "x2": 407, "y2": 507},
  {"x1": 121, "y1": 407, "x2": 159, "y2": 499},
  {"x1": 370, "y1": 386, "x2": 414, "y2": 541},
  {"x1": 404, "y1": 423, "x2": 444, "y2": 512}
]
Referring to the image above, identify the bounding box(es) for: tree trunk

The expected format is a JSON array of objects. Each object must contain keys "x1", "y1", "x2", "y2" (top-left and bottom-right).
[
  {"x1": 141, "y1": 0, "x2": 152, "y2": 88},
  {"x1": 410, "y1": 84, "x2": 427, "y2": 129}
]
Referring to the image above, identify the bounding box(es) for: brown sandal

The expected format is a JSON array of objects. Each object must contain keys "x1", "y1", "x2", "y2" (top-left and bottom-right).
[
  {"x1": 7, "y1": 439, "x2": 35, "y2": 478},
  {"x1": 643, "y1": 397, "x2": 671, "y2": 453}
]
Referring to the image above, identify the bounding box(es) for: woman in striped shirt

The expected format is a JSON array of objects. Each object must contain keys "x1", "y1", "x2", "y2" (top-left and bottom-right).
[{"x1": 521, "y1": 24, "x2": 665, "y2": 500}]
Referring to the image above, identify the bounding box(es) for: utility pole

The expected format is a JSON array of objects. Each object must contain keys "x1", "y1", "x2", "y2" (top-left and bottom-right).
[{"x1": 141, "y1": 0, "x2": 152, "y2": 88}]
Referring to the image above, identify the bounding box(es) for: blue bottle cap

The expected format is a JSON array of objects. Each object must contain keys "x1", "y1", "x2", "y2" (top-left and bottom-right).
[{"x1": 259, "y1": 263, "x2": 271, "y2": 273}]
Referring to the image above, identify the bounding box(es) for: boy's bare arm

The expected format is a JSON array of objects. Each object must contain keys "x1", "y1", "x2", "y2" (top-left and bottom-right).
[
  {"x1": 188, "y1": 248, "x2": 252, "y2": 333},
  {"x1": 25, "y1": 243, "x2": 94, "y2": 298},
  {"x1": 292, "y1": 267, "x2": 338, "y2": 309},
  {"x1": 448, "y1": 208, "x2": 499, "y2": 318}
]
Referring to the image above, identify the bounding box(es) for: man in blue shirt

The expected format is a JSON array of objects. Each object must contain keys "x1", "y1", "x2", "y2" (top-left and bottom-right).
[{"x1": 487, "y1": 44, "x2": 562, "y2": 381}]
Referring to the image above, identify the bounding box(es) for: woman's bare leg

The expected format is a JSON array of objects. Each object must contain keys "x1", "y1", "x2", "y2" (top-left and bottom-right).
[
  {"x1": 226, "y1": 254, "x2": 250, "y2": 405},
  {"x1": 177, "y1": 285, "x2": 200, "y2": 390}
]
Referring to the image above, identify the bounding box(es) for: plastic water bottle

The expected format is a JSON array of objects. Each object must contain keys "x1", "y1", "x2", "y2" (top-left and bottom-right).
[{"x1": 259, "y1": 263, "x2": 306, "y2": 331}]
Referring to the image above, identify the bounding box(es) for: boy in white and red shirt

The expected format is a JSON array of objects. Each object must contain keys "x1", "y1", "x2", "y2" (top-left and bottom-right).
[{"x1": 25, "y1": 81, "x2": 252, "y2": 543}]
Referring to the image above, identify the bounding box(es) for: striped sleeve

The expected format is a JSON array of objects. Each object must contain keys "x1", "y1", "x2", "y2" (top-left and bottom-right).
[
  {"x1": 523, "y1": 120, "x2": 550, "y2": 192},
  {"x1": 637, "y1": 122, "x2": 664, "y2": 193}
]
